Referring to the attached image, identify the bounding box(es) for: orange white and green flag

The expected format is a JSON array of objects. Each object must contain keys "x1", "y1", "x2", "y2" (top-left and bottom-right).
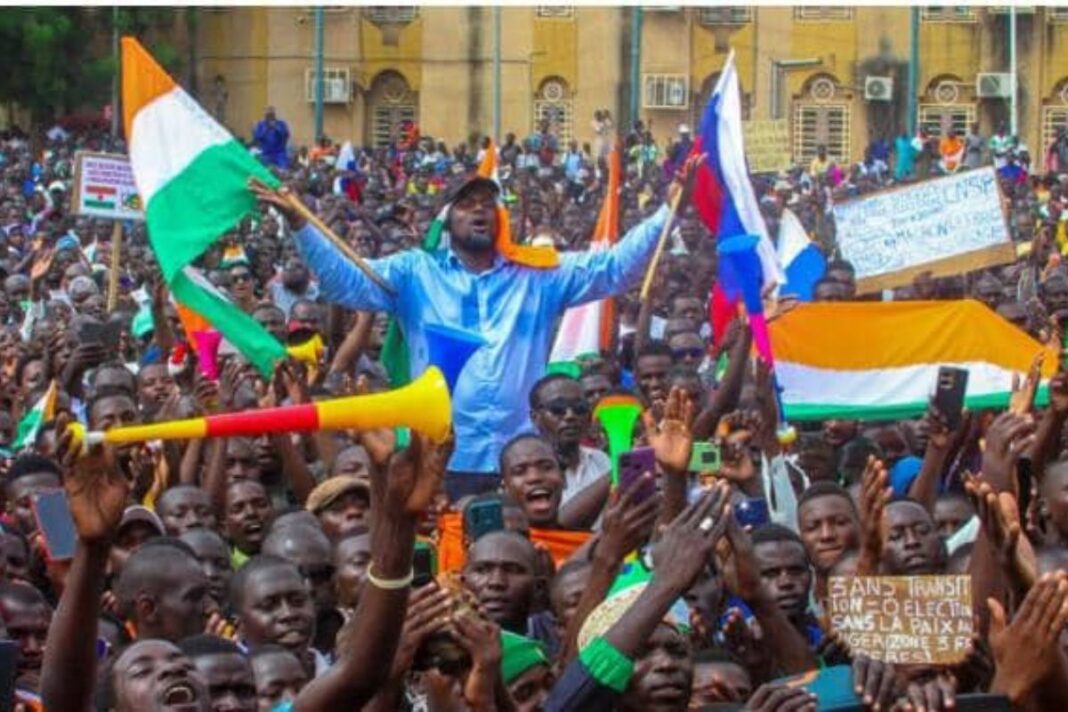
[
  {"x1": 122, "y1": 36, "x2": 285, "y2": 377},
  {"x1": 13, "y1": 380, "x2": 57, "y2": 451},
  {"x1": 548, "y1": 144, "x2": 622, "y2": 368},
  {"x1": 769, "y1": 300, "x2": 1057, "y2": 421}
]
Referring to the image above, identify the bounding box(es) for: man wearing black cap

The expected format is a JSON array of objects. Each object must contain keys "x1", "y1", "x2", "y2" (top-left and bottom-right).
[{"x1": 252, "y1": 163, "x2": 695, "y2": 497}]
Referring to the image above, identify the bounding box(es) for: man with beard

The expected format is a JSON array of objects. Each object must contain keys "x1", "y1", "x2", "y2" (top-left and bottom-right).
[
  {"x1": 252, "y1": 162, "x2": 696, "y2": 498},
  {"x1": 270, "y1": 258, "x2": 318, "y2": 318}
]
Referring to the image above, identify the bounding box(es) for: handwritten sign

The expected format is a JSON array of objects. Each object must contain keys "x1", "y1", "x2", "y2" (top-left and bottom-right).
[
  {"x1": 72, "y1": 152, "x2": 143, "y2": 221},
  {"x1": 827, "y1": 575, "x2": 973, "y2": 665},
  {"x1": 743, "y1": 120, "x2": 792, "y2": 174},
  {"x1": 834, "y1": 168, "x2": 1012, "y2": 293}
]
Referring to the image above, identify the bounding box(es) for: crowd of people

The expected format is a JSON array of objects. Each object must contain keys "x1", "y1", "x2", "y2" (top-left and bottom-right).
[{"x1": 0, "y1": 100, "x2": 1061, "y2": 712}]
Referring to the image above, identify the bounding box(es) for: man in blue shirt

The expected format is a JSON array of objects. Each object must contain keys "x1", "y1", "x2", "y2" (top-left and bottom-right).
[
  {"x1": 252, "y1": 107, "x2": 290, "y2": 169},
  {"x1": 252, "y1": 164, "x2": 693, "y2": 495}
]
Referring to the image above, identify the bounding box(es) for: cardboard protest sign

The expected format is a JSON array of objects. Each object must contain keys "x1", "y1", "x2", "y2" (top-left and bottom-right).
[
  {"x1": 827, "y1": 575, "x2": 973, "y2": 665},
  {"x1": 834, "y1": 168, "x2": 1012, "y2": 293},
  {"x1": 71, "y1": 152, "x2": 144, "y2": 221},
  {"x1": 743, "y1": 120, "x2": 791, "y2": 174}
]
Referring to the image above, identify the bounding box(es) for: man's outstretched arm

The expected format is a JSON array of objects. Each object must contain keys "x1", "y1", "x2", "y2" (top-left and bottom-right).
[
  {"x1": 552, "y1": 158, "x2": 699, "y2": 309},
  {"x1": 251, "y1": 182, "x2": 402, "y2": 315}
]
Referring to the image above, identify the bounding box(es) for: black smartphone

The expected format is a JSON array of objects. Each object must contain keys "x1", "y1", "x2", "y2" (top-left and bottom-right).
[
  {"x1": 689, "y1": 442, "x2": 721, "y2": 473},
  {"x1": 31, "y1": 489, "x2": 77, "y2": 561},
  {"x1": 619, "y1": 447, "x2": 657, "y2": 503},
  {"x1": 0, "y1": 639, "x2": 14, "y2": 712},
  {"x1": 933, "y1": 366, "x2": 968, "y2": 431},
  {"x1": 463, "y1": 498, "x2": 504, "y2": 543},
  {"x1": 413, "y1": 542, "x2": 436, "y2": 588}
]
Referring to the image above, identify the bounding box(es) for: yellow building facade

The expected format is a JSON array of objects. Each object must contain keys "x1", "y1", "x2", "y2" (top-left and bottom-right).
[{"x1": 195, "y1": 5, "x2": 1068, "y2": 167}]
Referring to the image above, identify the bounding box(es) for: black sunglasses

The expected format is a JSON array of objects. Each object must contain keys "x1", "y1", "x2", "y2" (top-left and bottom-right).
[
  {"x1": 672, "y1": 347, "x2": 704, "y2": 360},
  {"x1": 542, "y1": 398, "x2": 590, "y2": 417},
  {"x1": 231, "y1": 272, "x2": 252, "y2": 283}
]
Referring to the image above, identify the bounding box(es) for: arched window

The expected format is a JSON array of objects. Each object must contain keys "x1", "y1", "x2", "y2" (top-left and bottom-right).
[
  {"x1": 1042, "y1": 78, "x2": 1068, "y2": 153},
  {"x1": 533, "y1": 77, "x2": 573, "y2": 145},
  {"x1": 918, "y1": 74, "x2": 976, "y2": 138},
  {"x1": 366, "y1": 70, "x2": 418, "y2": 149},
  {"x1": 793, "y1": 73, "x2": 851, "y2": 164}
]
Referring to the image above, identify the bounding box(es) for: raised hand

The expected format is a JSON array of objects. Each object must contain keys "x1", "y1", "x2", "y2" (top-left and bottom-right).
[
  {"x1": 596, "y1": 474, "x2": 660, "y2": 564},
  {"x1": 964, "y1": 475, "x2": 1037, "y2": 589},
  {"x1": 650, "y1": 484, "x2": 731, "y2": 593},
  {"x1": 452, "y1": 612, "x2": 503, "y2": 711},
  {"x1": 249, "y1": 178, "x2": 305, "y2": 230},
  {"x1": 1008, "y1": 352, "x2": 1044, "y2": 416},
  {"x1": 55, "y1": 414, "x2": 129, "y2": 545},
  {"x1": 641, "y1": 386, "x2": 695, "y2": 473},
  {"x1": 989, "y1": 572, "x2": 1068, "y2": 704},
  {"x1": 857, "y1": 456, "x2": 892, "y2": 575},
  {"x1": 389, "y1": 583, "x2": 453, "y2": 678},
  {"x1": 378, "y1": 433, "x2": 444, "y2": 516},
  {"x1": 980, "y1": 411, "x2": 1036, "y2": 495}
]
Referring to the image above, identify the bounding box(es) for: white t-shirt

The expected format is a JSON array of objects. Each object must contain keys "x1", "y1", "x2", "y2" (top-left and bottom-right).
[{"x1": 561, "y1": 446, "x2": 612, "y2": 506}]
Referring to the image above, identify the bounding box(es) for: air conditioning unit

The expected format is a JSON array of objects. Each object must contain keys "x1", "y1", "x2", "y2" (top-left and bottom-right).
[
  {"x1": 864, "y1": 76, "x2": 893, "y2": 102},
  {"x1": 642, "y1": 74, "x2": 690, "y2": 110},
  {"x1": 977, "y1": 72, "x2": 1013, "y2": 99},
  {"x1": 305, "y1": 68, "x2": 352, "y2": 104}
]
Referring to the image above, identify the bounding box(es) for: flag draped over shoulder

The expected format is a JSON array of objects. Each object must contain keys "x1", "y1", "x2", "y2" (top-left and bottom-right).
[
  {"x1": 770, "y1": 300, "x2": 1057, "y2": 421},
  {"x1": 122, "y1": 37, "x2": 286, "y2": 377},
  {"x1": 549, "y1": 145, "x2": 621, "y2": 366},
  {"x1": 689, "y1": 51, "x2": 784, "y2": 346}
]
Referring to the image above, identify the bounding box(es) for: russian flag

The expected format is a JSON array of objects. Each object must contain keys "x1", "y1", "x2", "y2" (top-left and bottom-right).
[{"x1": 690, "y1": 51, "x2": 784, "y2": 351}]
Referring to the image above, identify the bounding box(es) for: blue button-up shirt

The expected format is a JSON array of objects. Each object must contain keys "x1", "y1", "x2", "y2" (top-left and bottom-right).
[{"x1": 294, "y1": 204, "x2": 669, "y2": 472}]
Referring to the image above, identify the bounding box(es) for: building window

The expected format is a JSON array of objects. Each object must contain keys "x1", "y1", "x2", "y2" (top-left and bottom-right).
[
  {"x1": 304, "y1": 68, "x2": 352, "y2": 104},
  {"x1": 793, "y1": 104, "x2": 850, "y2": 165},
  {"x1": 918, "y1": 104, "x2": 976, "y2": 138},
  {"x1": 794, "y1": 7, "x2": 853, "y2": 21},
  {"x1": 533, "y1": 78, "x2": 573, "y2": 145},
  {"x1": 697, "y1": 7, "x2": 752, "y2": 25},
  {"x1": 642, "y1": 74, "x2": 690, "y2": 110},
  {"x1": 364, "y1": 6, "x2": 418, "y2": 24},
  {"x1": 367, "y1": 71, "x2": 418, "y2": 149},
  {"x1": 536, "y1": 6, "x2": 574, "y2": 18},
  {"x1": 1043, "y1": 107, "x2": 1068, "y2": 152},
  {"x1": 920, "y1": 6, "x2": 977, "y2": 22},
  {"x1": 1050, "y1": 7, "x2": 1068, "y2": 23},
  {"x1": 988, "y1": 6, "x2": 1035, "y2": 14}
]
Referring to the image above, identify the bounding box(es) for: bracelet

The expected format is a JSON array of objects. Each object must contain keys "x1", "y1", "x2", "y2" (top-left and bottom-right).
[{"x1": 366, "y1": 564, "x2": 414, "y2": 590}]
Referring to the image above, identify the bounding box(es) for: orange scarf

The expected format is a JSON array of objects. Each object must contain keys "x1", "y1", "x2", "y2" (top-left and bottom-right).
[
  {"x1": 478, "y1": 139, "x2": 559, "y2": 269},
  {"x1": 436, "y1": 512, "x2": 591, "y2": 573}
]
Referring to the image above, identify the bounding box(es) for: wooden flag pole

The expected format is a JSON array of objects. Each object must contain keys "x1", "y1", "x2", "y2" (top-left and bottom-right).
[
  {"x1": 259, "y1": 181, "x2": 396, "y2": 296},
  {"x1": 281, "y1": 191, "x2": 396, "y2": 296},
  {"x1": 638, "y1": 188, "x2": 683, "y2": 302},
  {"x1": 106, "y1": 221, "x2": 123, "y2": 312}
]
